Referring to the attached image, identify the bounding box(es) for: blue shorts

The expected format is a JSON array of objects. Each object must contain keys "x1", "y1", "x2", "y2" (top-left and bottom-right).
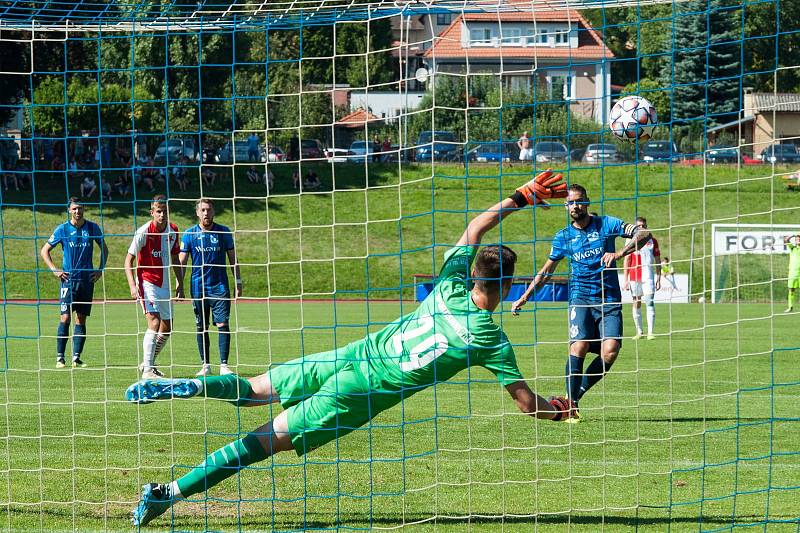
[
  {"x1": 60, "y1": 280, "x2": 94, "y2": 316},
  {"x1": 192, "y1": 297, "x2": 231, "y2": 327},
  {"x1": 568, "y1": 300, "x2": 623, "y2": 354}
]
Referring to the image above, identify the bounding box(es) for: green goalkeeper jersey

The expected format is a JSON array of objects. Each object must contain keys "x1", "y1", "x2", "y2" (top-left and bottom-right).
[
  {"x1": 360, "y1": 246, "x2": 524, "y2": 393},
  {"x1": 789, "y1": 241, "x2": 800, "y2": 278}
]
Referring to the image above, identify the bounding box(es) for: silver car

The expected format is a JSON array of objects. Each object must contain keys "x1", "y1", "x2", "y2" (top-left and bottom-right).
[
  {"x1": 215, "y1": 141, "x2": 266, "y2": 164},
  {"x1": 584, "y1": 143, "x2": 620, "y2": 164},
  {"x1": 534, "y1": 141, "x2": 569, "y2": 163}
]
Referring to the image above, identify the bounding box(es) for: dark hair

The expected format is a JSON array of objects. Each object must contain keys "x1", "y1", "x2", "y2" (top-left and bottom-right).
[
  {"x1": 151, "y1": 194, "x2": 168, "y2": 207},
  {"x1": 67, "y1": 196, "x2": 81, "y2": 207},
  {"x1": 196, "y1": 198, "x2": 214, "y2": 209},
  {"x1": 473, "y1": 245, "x2": 517, "y2": 295},
  {"x1": 568, "y1": 184, "x2": 588, "y2": 198},
  {"x1": 636, "y1": 216, "x2": 647, "y2": 225}
]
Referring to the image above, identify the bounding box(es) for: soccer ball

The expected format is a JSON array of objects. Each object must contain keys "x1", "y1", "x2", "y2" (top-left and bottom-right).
[{"x1": 609, "y1": 95, "x2": 657, "y2": 142}]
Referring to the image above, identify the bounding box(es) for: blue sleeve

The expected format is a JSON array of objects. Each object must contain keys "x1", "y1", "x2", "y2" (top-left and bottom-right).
[
  {"x1": 604, "y1": 216, "x2": 627, "y2": 237},
  {"x1": 47, "y1": 225, "x2": 62, "y2": 247},
  {"x1": 222, "y1": 227, "x2": 234, "y2": 251},
  {"x1": 92, "y1": 223, "x2": 104, "y2": 243},
  {"x1": 548, "y1": 232, "x2": 565, "y2": 261},
  {"x1": 180, "y1": 232, "x2": 192, "y2": 253}
]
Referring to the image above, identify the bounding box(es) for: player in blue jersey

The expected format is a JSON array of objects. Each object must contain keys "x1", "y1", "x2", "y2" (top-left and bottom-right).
[
  {"x1": 512, "y1": 184, "x2": 652, "y2": 422},
  {"x1": 40, "y1": 197, "x2": 108, "y2": 368},
  {"x1": 178, "y1": 198, "x2": 242, "y2": 376}
]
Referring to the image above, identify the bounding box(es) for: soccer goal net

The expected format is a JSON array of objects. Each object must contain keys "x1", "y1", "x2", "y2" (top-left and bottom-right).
[{"x1": 0, "y1": 0, "x2": 798, "y2": 530}]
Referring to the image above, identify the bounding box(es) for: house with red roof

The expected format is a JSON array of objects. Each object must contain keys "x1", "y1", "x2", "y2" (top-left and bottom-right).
[{"x1": 420, "y1": 9, "x2": 614, "y2": 123}]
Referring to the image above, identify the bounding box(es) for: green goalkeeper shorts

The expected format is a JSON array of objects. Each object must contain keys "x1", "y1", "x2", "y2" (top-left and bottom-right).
[
  {"x1": 789, "y1": 276, "x2": 800, "y2": 289},
  {"x1": 268, "y1": 342, "x2": 398, "y2": 456}
]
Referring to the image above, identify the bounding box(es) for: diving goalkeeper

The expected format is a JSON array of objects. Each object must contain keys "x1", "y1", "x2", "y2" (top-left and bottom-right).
[{"x1": 125, "y1": 171, "x2": 573, "y2": 527}]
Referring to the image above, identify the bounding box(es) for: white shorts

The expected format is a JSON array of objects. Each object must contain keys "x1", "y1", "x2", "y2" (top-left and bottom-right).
[
  {"x1": 629, "y1": 279, "x2": 654, "y2": 298},
  {"x1": 519, "y1": 148, "x2": 533, "y2": 161},
  {"x1": 140, "y1": 281, "x2": 173, "y2": 320}
]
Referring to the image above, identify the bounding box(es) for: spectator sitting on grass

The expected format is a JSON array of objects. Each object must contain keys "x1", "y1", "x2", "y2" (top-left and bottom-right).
[
  {"x1": 114, "y1": 175, "x2": 130, "y2": 197},
  {"x1": 81, "y1": 175, "x2": 97, "y2": 198},
  {"x1": 68, "y1": 157, "x2": 79, "y2": 179},
  {"x1": 247, "y1": 165, "x2": 260, "y2": 184},
  {"x1": 173, "y1": 157, "x2": 190, "y2": 192},
  {"x1": 303, "y1": 169, "x2": 320, "y2": 190},
  {"x1": 3, "y1": 165, "x2": 19, "y2": 192},
  {"x1": 292, "y1": 170, "x2": 300, "y2": 190},
  {"x1": 201, "y1": 166, "x2": 217, "y2": 187},
  {"x1": 101, "y1": 177, "x2": 112, "y2": 201}
]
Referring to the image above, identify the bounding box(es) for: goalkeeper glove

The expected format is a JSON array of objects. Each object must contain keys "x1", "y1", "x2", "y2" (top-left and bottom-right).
[
  {"x1": 548, "y1": 396, "x2": 576, "y2": 422},
  {"x1": 513, "y1": 169, "x2": 568, "y2": 207}
]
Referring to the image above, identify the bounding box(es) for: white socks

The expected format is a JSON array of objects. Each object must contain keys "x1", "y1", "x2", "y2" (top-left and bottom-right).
[
  {"x1": 632, "y1": 307, "x2": 643, "y2": 333},
  {"x1": 646, "y1": 304, "x2": 656, "y2": 335},
  {"x1": 143, "y1": 329, "x2": 157, "y2": 368}
]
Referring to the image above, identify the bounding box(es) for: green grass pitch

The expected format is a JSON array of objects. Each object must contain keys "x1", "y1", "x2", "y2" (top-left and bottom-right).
[{"x1": 0, "y1": 299, "x2": 797, "y2": 531}]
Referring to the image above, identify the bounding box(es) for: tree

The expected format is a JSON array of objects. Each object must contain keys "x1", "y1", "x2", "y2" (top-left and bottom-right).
[
  {"x1": 744, "y1": 0, "x2": 800, "y2": 93},
  {"x1": 662, "y1": 0, "x2": 706, "y2": 123},
  {"x1": 707, "y1": 0, "x2": 741, "y2": 126}
]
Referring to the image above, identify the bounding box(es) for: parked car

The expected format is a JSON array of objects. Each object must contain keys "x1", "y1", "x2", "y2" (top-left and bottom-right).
[
  {"x1": 705, "y1": 145, "x2": 739, "y2": 164},
  {"x1": 324, "y1": 147, "x2": 350, "y2": 163},
  {"x1": 642, "y1": 140, "x2": 680, "y2": 162},
  {"x1": 300, "y1": 139, "x2": 325, "y2": 160},
  {"x1": 348, "y1": 141, "x2": 378, "y2": 162},
  {"x1": 468, "y1": 142, "x2": 516, "y2": 163},
  {"x1": 583, "y1": 143, "x2": 620, "y2": 164},
  {"x1": 570, "y1": 147, "x2": 586, "y2": 162},
  {"x1": 415, "y1": 131, "x2": 460, "y2": 162},
  {"x1": 215, "y1": 141, "x2": 266, "y2": 164},
  {"x1": 533, "y1": 141, "x2": 569, "y2": 163},
  {"x1": 267, "y1": 146, "x2": 285, "y2": 162},
  {"x1": 154, "y1": 138, "x2": 200, "y2": 165},
  {"x1": 758, "y1": 143, "x2": 800, "y2": 164}
]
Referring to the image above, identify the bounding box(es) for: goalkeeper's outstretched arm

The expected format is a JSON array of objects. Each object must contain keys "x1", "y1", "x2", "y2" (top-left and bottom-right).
[
  {"x1": 506, "y1": 381, "x2": 574, "y2": 422},
  {"x1": 456, "y1": 170, "x2": 567, "y2": 247}
]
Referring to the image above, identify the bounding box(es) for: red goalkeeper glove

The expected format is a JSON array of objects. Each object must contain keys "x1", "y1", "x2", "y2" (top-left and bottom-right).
[
  {"x1": 514, "y1": 169, "x2": 568, "y2": 207},
  {"x1": 548, "y1": 396, "x2": 576, "y2": 422}
]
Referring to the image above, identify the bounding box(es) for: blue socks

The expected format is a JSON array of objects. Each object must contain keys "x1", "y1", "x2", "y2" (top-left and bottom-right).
[
  {"x1": 218, "y1": 325, "x2": 230, "y2": 364},
  {"x1": 566, "y1": 355, "x2": 584, "y2": 403},
  {"x1": 56, "y1": 322, "x2": 69, "y2": 360},
  {"x1": 72, "y1": 324, "x2": 86, "y2": 359},
  {"x1": 579, "y1": 356, "x2": 614, "y2": 401},
  {"x1": 196, "y1": 330, "x2": 210, "y2": 364}
]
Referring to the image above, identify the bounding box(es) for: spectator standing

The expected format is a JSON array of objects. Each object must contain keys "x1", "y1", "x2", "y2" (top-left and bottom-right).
[
  {"x1": 517, "y1": 131, "x2": 533, "y2": 161},
  {"x1": 247, "y1": 133, "x2": 260, "y2": 162}
]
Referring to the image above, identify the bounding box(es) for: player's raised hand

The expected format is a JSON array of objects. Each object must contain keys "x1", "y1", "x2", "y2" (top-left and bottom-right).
[
  {"x1": 515, "y1": 169, "x2": 568, "y2": 207},
  {"x1": 511, "y1": 297, "x2": 527, "y2": 316},
  {"x1": 548, "y1": 396, "x2": 576, "y2": 421}
]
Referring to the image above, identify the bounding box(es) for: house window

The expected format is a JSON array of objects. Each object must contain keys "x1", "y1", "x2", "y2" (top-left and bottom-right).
[
  {"x1": 549, "y1": 74, "x2": 573, "y2": 100},
  {"x1": 554, "y1": 29, "x2": 569, "y2": 44},
  {"x1": 469, "y1": 27, "x2": 494, "y2": 45},
  {"x1": 436, "y1": 13, "x2": 451, "y2": 26},
  {"x1": 508, "y1": 76, "x2": 531, "y2": 92},
  {"x1": 502, "y1": 27, "x2": 522, "y2": 45},
  {"x1": 525, "y1": 28, "x2": 549, "y2": 46}
]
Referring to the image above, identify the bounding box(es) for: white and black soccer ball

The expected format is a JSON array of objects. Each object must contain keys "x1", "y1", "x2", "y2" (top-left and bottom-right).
[{"x1": 609, "y1": 95, "x2": 657, "y2": 143}]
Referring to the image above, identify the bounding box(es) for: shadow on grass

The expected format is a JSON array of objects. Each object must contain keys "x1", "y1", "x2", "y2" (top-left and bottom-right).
[
  {"x1": 0, "y1": 161, "x2": 409, "y2": 217},
  {"x1": 11, "y1": 503, "x2": 794, "y2": 529}
]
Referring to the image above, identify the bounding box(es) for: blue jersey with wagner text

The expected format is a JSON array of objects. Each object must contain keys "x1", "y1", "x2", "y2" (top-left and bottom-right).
[
  {"x1": 549, "y1": 215, "x2": 631, "y2": 303},
  {"x1": 47, "y1": 221, "x2": 104, "y2": 282},
  {"x1": 180, "y1": 223, "x2": 235, "y2": 298}
]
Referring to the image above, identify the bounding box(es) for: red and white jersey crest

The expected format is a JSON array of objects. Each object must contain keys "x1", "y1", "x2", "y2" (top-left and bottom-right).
[{"x1": 128, "y1": 221, "x2": 180, "y2": 289}]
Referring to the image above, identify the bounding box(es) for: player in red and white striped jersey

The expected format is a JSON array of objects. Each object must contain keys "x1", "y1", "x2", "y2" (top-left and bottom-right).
[
  {"x1": 623, "y1": 217, "x2": 661, "y2": 340},
  {"x1": 124, "y1": 195, "x2": 184, "y2": 378}
]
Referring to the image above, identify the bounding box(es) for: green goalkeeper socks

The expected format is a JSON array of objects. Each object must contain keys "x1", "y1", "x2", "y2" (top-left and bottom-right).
[
  {"x1": 201, "y1": 375, "x2": 254, "y2": 406},
  {"x1": 175, "y1": 432, "x2": 269, "y2": 498}
]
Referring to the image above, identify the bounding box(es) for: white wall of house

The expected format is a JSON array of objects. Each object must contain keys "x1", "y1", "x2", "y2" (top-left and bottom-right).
[{"x1": 350, "y1": 91, "x2": 427, "y2": 121}]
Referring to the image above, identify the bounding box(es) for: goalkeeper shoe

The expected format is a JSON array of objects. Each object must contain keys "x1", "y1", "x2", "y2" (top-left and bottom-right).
[
  {"x1": 131, "y1": 483, "x2": 173, "y2": 527},
  {"x1": 56, "y1": 358, "x2": 66, "y2": 369},
  {"x1": 125, "y1": 378, "x2": 201, "y2": 404},
  {"x1": 71, "y1": 358, "x2": 87, "y2": 368}
]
